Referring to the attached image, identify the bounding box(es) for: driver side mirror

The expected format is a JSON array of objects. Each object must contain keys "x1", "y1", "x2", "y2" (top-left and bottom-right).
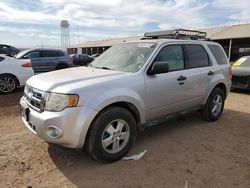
[{"x1": 147, "y1": 61, "x2": 169, "y2": 75}]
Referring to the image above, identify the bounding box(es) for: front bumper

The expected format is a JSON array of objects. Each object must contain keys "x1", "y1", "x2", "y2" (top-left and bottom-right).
[
  {"x1": 232, "y1": 75, "x2": 250, "y2": 90},
  {"x1": 20, "y1": 97, "x2": 98, "y2": 148}
]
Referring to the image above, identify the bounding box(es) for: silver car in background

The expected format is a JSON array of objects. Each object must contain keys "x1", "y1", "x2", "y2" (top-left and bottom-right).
[{"x1": 231, "y1": 56, "x2": 250, "y2": 90}]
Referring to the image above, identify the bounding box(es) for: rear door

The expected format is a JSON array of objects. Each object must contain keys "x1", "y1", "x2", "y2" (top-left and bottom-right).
[
  {"x1": 185, "y1": 44, "x2": 216, "y2": 103},
  {"x1": 40, "y1": 50, "x2": 58, "y2": 71}
]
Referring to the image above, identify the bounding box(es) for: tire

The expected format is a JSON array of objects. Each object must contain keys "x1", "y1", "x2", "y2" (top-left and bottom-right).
[
  {"x1": 86, "y1": 107, "x2": 137, "y2": 163},
  {"x1": 56, "y1": 64, "x2": 68, "y2": 70},
  {"x1": 0, "y1": 74, "x2": 18, "y2": 94},
  {"x1": 201, "y1": 87, "x2": 225, "y2": 121}
]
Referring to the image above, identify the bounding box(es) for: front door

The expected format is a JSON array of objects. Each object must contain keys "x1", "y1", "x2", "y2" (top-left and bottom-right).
[{"x1": 145, "y1": 44, "x2": 193, "y2": 120}]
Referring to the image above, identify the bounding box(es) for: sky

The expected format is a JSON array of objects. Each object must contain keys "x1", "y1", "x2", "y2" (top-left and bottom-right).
[{"x1": 0, "y1": 0, "x2": 250, "y2": 48}]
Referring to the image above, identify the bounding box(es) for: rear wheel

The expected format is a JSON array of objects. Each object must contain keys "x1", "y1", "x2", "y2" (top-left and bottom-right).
[
  {"x1": 56, "y1": 64, "x2": 68, "y2": 70},
  {"x1": 0, "y1": 74, "x2": 18, "y2": 94},
  {"x1": 86, "y1": 107, "x2": 137, "y2": 163},
  {"x1": 201, "y1": 88, "x2": 225, "y2": 121}
]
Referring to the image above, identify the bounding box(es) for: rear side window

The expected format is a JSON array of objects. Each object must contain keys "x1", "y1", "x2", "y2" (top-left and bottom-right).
[
  {"x1": 154, "y1": 45, "x2": 185, "y2": 72},
  {"x1": 57, "y1": 50, "x2": 65, "y2": 57},
  {"x1": 208, "y1": 45, "x2": 228, "y2": 65},
  {"x1": 25, "y1": 51, "x2": 40, "y2": 59},
  {"x1": 40, "y1": 50, "x2": 58, "y2": 57},
  {"x1": 186, "y1": 44, "x2": 210, "y2": 68}
]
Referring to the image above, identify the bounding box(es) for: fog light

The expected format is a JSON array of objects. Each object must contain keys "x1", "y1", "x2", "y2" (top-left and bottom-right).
[{"x1": 47, "y1": 126, "x2": 62, "y2": 139}]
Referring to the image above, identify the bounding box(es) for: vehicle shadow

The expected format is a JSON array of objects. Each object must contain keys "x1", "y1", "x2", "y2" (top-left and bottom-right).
[
  {"x1": 0, "y1": 87, "x2": 24, "y2": 107},
  {"x1": 47, "y1": 109, "x2": 250, "y2": 187}
]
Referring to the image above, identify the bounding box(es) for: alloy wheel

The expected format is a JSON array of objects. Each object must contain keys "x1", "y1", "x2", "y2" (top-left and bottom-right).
[{"x1": 101, "y1": 119, "x2": 130, "y2": 154}]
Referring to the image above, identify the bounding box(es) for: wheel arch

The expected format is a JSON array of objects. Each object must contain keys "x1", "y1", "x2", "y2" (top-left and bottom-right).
[
  {"x1": 56, "y1": 63, "x2": 69, "y2": 69},
  {"x1": 0, "y1": 73, "x2": 20, "y2": 86},
  {"x1": 82, "y1": 101, "x2": 143, "y2": 149},
  {"x1": 98, "y1": 102, "x2": 141, "y2": 127},
  {"x1": 214, "y1": 83, "x2": 227, "y2": 97},
  {"x1": 203, "y1": 81, "x2": 228, "y2": 105}
]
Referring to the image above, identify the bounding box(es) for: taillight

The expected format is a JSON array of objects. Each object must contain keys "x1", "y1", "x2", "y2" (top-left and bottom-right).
[
  {"x1": 229, "y1": 66, "x2": 232, "y2": 80},
  {"x1": 22, "y1": 62, "x2": 32, "y2": 68}
]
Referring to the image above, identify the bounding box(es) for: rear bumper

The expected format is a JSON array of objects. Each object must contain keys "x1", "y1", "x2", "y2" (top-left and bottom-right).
[{"x1": 20, "y1": 97, "x2": 98, "y2": 148}]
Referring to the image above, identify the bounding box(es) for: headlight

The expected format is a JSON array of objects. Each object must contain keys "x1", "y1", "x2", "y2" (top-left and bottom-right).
[{"x1": 45, "y1": 93, "x2": 79, "y2": 112}]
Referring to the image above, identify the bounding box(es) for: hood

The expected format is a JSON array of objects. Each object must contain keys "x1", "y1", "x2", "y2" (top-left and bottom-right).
[
  {"x1": 232, "y1": 66, "x2": 250, "y2": 76},
  {"x1": 27, "y1": 67, "x2": 129, "y2": 93}
]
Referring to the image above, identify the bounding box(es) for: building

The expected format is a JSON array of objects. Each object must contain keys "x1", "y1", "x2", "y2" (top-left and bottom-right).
[
  {"x1": 68, "y1": 36, "x2": 140, "y2": 56},
  {"x1": 68, "y1": 23, "x2": 250, "y2": 62},
  {"x1": 200, "y1": 23, "x2": 250, "y2": 62}
]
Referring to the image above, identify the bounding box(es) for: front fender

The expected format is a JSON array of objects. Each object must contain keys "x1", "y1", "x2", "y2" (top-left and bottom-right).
[{"x1": 85, "y1": 88, "x2": 146, "y2": 125}]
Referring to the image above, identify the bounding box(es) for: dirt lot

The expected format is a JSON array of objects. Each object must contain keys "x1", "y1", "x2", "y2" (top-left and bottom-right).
[{"x1": 0, "y1": 89, "x2": 250, "y2": 188}]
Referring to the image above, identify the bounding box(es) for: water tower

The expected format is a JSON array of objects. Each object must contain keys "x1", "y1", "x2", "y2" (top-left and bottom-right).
[{"x1": 60, "y1": 20, "x2": 70, "y2": 50}]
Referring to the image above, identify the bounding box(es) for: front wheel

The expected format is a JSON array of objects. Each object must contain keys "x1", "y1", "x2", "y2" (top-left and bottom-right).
[
  {"x1": 201, "y1": 88, "x2": 225, "y2": 121},
  {"x1": 86, "y1": 107, "x2": 137, "y2": 163}
]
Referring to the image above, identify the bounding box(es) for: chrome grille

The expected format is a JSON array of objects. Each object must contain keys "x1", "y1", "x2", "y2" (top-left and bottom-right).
[{"x1": 24, "y1": 85, "x2": 45, "y2": 112}]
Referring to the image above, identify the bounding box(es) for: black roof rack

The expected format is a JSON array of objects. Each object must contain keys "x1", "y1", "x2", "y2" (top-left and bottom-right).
[{"x1": 143, "y1": 29, "x2": 209, "y2": 40}]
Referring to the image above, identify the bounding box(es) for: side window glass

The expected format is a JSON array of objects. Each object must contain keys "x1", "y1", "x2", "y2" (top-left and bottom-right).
[
  {"x1": 25, "y1": 51, "x2": 40, "y2": 59},
  {"x1": 208, "y1": 45, "x2": 228, "y2": 65},
  {"x1": 154, "y1": 45, "x2": 184, "y2": 72},
  {"x1": 57, "y1": 51, "x2": 64, "y2": 57},
  {"x1": 40, "y1": 51, "x2": 57, "y2": 57},
  {"x1": 186, "y1": 44, "x2": 209, "y2": 68}
]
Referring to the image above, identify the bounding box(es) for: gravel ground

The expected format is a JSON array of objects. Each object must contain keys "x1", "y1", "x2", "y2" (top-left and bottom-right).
[{"x1": 0, "y1": 88, "x2": 250, "y2": 188}]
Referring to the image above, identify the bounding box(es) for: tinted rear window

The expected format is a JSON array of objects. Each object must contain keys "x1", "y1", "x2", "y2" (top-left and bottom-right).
[
  {"x1": 208, "y1": 45, "x2": 228, "y2": 65},
  {"x1": 57, "y1": 50, "x2": 65, "y2": 57},
  {"x1": 186, "y1": 44, "x2": 210, "y2": 68},
  {"x1": 40, "y1": 50, "x2": 58, "y2": 57}
]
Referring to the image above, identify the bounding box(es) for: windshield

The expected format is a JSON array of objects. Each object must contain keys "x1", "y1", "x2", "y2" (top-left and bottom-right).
[
  {"x1": 233, "y1": 57, "x2": 250, "y2": 67},
  {"x1": 90, "y1": 42, "x2": 156, "y2": 73},
  {"x1": 16, "y1": 49, "x2": 29, "y2": 59}
]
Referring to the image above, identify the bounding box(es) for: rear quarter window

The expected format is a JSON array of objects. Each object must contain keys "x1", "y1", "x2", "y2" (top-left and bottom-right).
[
  {"x1": 186, "y1": 44, "x2": 210, "y2": 68},
  {"x1": 208, "y1": 45, "x2": 228, "y2": 65}
]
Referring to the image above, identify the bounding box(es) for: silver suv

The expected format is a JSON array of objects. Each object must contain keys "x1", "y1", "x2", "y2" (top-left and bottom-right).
[{"x1": 20, "y1": 29, "x2": 232, "y2": 162}]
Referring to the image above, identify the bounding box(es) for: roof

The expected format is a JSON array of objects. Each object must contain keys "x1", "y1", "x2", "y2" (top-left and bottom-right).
[
  {"x1": 70, "y1": 23, "x2": 250, "y2": 48},
  {"x1": 201, "y1": 23, "x2": 250, "y2": 40}
]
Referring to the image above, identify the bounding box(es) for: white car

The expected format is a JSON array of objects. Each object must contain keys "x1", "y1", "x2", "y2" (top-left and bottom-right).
[{"x1": 0, "y1": 55, "x2": 34, "y2": 93}]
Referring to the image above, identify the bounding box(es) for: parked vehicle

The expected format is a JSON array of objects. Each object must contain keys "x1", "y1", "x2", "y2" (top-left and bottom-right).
[
  {"x1": 20, "y1": 29, "x2": 231, "y2": 162},
  {"x1": 90, "y1": 53, "x2": 100, "y2": 59},
  {"x1": 0, "y1": 44, "x2": 19, "y2": 57},
  {"x1": 231, "y1": 56, "x2": 250, "y2": 90},
  {"x1": 16, "y1": 49, "x2": 73, "y2": 73},
  {"x1": 0, "y1": 55, "x2": 33, "y2": 93},
  {"x1": 70, "y1": 54, "x2": 93, "y2": 66}
]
